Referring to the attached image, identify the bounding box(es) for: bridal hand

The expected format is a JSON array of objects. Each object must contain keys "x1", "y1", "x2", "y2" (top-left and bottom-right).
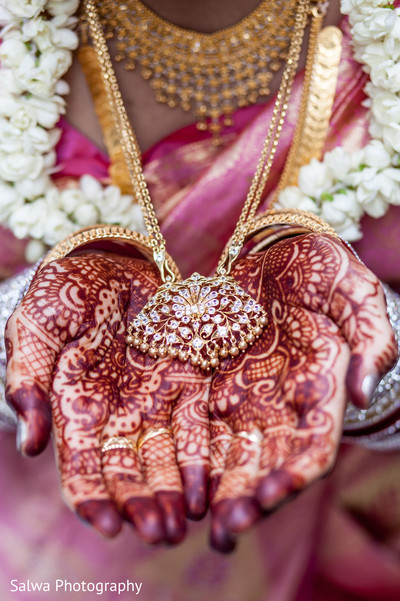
[
  {"x1": 5, "y1": 254, "x2": 210, "y2": 543},
  {"x1": 209, "y1": 234, "x2": 397, "y2": 552}
]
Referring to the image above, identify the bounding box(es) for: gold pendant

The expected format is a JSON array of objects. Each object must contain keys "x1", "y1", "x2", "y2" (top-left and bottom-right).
[{"x1": 126, "y1": 273, "x2": 268, "y2": 370}]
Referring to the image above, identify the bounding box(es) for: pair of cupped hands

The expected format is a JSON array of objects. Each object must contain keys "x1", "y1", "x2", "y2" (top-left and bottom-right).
[{"x1": 5, "y1": 232, "x2": 397, "y2": 553}]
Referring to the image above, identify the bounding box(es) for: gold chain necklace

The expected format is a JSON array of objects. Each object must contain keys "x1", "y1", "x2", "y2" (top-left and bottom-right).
[
  {"x1": 96, "y1": 0, "x2": 298, "y2": 138},
  {"x1": 82, "y1": 0, "x2": 323, "y2": 370}
]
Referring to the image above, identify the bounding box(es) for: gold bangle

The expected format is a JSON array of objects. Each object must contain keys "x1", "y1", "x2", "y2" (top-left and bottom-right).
[
  {"x1": 251, "y1": 208, "x2": 340, "y2": 239},
  {"x1": 247, "y1": 223, "x2": 316, "y2": 255},
  {"x1": 39, "y1": 224, "x2": 181, "y2": 279},
  {"x1": 221, "y1": 208, "x2": 340, "y2": 260}
]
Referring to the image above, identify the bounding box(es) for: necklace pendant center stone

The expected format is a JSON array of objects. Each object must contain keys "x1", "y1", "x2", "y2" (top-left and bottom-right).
[{"x1": 126, "y1": 273, "x2": 268, "y2": 369}]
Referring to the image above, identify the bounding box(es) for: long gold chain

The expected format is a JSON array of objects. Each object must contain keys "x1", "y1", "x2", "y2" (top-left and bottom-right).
[
  {"x1": 82, "y1": 0, "x2": 317, "y2": 281},
  {"x1": 83, "y1": 0, "x2": 175, "y2": 281},
  {"x1": 81, "y1": 0, "x2": 327, "y2": 370},
  {"x1": 96, "y1": 0, "x2": 298, "y2": 137},
  {"x1": 218, "y1": 0, "x2": 323, "y2": 273}
]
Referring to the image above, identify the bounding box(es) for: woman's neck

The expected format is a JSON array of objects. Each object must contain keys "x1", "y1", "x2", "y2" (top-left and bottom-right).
[{"x1": 141, "y1": 0, "x2": 263, "y2": 33}]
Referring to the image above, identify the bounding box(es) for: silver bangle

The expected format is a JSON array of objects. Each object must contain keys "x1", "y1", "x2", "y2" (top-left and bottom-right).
[
  {"x1": 0, "y1": 264, "x2": 39, "y2": 429},
  {"x1": 343, "y1": 283, "x2": 400, "y2": 447}
]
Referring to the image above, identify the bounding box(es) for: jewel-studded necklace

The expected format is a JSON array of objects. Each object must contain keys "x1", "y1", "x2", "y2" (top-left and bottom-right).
[
  {"x1": 82, "y1": 0, "x2": 321, "y2": 370},
  {"x1": 96, "y1": 0, "x2": 298, "y2": 138}
]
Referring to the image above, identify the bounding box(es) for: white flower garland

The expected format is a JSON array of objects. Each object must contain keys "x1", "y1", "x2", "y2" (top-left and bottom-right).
[
  {"x1": 0, "y1": 0, "x2": 145, "y2": 262},
  {"x1": 0, "y1": 0, "x2": 399, "y2": 259},
  {"x1": 278, "y1": 0, "x2": 400, "y2": 241}
]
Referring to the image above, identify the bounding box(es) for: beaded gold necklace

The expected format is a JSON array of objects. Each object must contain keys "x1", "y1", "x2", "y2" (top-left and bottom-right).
[
  {"x1": 96, "y1": 0, "x2": 298, "y2": 137},
  {"x1": 81, "y1": 0, "x2": 324, "y2": 370}
]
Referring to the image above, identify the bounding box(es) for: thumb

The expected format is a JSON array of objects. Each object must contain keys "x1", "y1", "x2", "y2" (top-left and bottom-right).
[
  {"x1": 342, "y1": 283, "x2": 397, "y2": 409},
  {"x1": 5, "y1": 306, "x2": 62, "y2": 456}
]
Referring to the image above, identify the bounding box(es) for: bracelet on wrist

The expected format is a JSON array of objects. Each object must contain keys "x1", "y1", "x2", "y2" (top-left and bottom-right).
[
  {"x1": 39, "y1": 224, "x2": 180, "y2": 280},
  {"x1": 235, "y1": 208, "x2": 341, "y2": 257}
]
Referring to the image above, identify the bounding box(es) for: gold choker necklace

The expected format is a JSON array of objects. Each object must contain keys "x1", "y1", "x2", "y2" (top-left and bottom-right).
[
  {"x1": 81, "y1": 0, "x2": 324, "y2": 370},
  {"x1": 96, "y1": 0, "x2": 298, "y2": 137}
]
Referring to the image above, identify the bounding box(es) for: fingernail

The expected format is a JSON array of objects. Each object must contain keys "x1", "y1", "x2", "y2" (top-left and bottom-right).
[
  {"x1": 185, "y1": 488, "x2": 208, "y2": 521},
  {"x1": 257, "y1": 471, "x2": 294, "y2": 509},
  {"x1": 124, "y1": 498, "x2": 165, "y2": 545},
  {"x1": 181, "y1": 466, "x2": 208, "y2": 521},
  {"x1": 226, "y1": 498, "x2": 260, "y2": 534},
  {"x1": 16, "y1": 418, "x2": 28, "y2": 455},
  {"x1": 95, "y1": 508, "x2": 122, "y2": 538},
  {"x1": 361, "y1": 374, "x2": 380, "y2": 405},
  {"x1": 15, "y1": 410, "x2": 51, "y2": 456},
  {"x1": 209, "y1": 517, "x2": 237, "y2": 554},
  {"x1": 257, "y1": 478, "x2": 281, "y2": 508},
  {"x1": 77, "y1": 500, "x2": 122, "y2": 538},
  {"x1": 156, "y1": 492, "x2": 186, "y2": 545}
]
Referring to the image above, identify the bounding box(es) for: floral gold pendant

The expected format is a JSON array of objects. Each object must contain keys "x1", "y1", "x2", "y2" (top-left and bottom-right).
[{"x1": 126, "y1": 273, "x2": 268, "y2": 370}]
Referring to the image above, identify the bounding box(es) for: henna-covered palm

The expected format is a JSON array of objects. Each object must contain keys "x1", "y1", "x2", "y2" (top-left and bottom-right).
[
  {"x1": 5, "y1": 254, "x2": 210, "y2": 543},
  {"x1": 209, "y1": 234, "x2": 397, "y2": 552}
]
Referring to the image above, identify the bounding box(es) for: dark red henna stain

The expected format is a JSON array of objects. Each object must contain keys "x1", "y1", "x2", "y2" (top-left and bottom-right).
[
  {"x1": 224, "y1": 496, "x2": 261, "y2": 534},
  {"x1": 257, "y1": 470, "x2": 304, "y2": 508},
  {"x1": 77, "y1": 499, "x2": 122, "y2": 538},
  {"x1": 7, "y1": 385, "x2": 52, "y2": 456},
  {"x1": 124, "y1": 498, "x2": 165, "y2": 545},
  {"x1": 210, "y1": 501, "x2": 237, "y2": 554},
  {"x1": 180, "y1": 465, "x2": 209, "y2": 520},
  {"x1": 155, "y1": 491, "x2": 187, "y2": 545},
  {"x1": 6, "y1": 254, "x2": 211, "y2": 544},
  {"x1": 345, "y1": 353, "x2": 382, "y2": 409},
  {"x1": 209, "y1": 233, "x2": 397, "y2": 541}
]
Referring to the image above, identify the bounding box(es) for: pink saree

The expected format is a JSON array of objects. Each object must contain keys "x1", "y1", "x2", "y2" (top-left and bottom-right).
[{"x1": 0, "y1": 18, "x2": 400, "y2": 601}]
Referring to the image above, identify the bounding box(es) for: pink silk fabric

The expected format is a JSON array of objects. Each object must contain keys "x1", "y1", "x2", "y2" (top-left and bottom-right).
[
  {"x1": 54, "y1": 20, "x2": 400, "y2": 287},
  {"x1": 1, "y1": 17, "x2": 400, "y2": 601}
]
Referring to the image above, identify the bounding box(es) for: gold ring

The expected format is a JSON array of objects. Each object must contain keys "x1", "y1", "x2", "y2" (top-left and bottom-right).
[
  {"x1": 235, "y1": 430, "x2": 263, "y2": 445},
  {"x1": 136, "y1": 427, "x2": 173, "y2": 451},
  {"x1": 101, "y1": 435, "x2": 135, "y2": 454}
]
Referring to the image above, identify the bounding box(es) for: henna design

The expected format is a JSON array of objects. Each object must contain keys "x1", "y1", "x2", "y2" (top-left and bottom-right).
[
  {"x1": 209, "y1": 234, "x2": 397, "y2": 551},
  {"x1": 102, "y1": 352, "x2": 211, "y2": 528},
  {"x1": 6, "y1": 233, "x2": 395, "y2": 550},
  {"x1": 5, "y1": 253, "x2": 211, "y2": 542},
  {"x1": 170, "y1": 365, "x2": 210, "y2": 519},
  {"x1": 140, "y1": 436, "x2": 186, "y2": 544},
  {"x1": 101, "y1": 446, "x2": 166, "y2": 544}
]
